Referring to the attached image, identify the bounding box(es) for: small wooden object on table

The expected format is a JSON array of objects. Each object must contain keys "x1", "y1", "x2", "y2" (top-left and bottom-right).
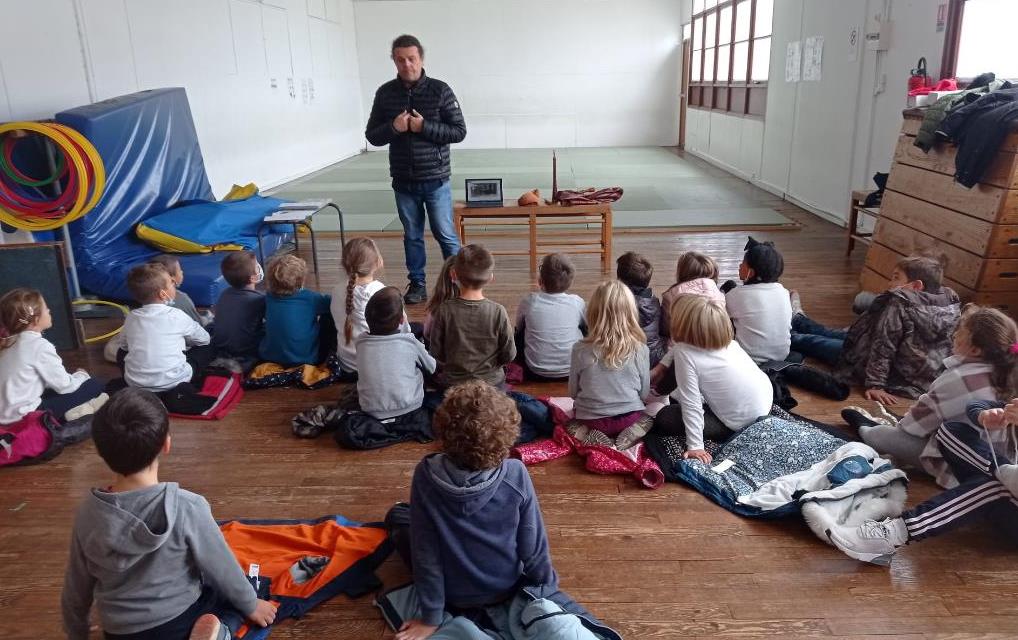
[
  {"x1": 256, "y1": 200, "x2": 346, "y2": 273},
  {"x1": 453, "y1": 201, "x2": 613, "y2": 273},
  {"x1": 847, "y1": 189, "x2": 880, "y2": 255}
]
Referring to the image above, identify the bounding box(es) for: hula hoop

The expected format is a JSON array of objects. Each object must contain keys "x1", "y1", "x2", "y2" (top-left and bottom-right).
[
  {"x1": 0, "y1": 135, "x2": 68, "y2": 187},
  {"x1": 71, "y1": 299, "x2": 129, "y2": 344}
]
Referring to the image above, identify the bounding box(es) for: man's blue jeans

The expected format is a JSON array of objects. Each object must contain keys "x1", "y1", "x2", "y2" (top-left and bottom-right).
[
  {"x1": 790, "y1": 313, "x2": 847, "y2": 366},
  {"x1": 393, "y1": 179, "x2": 461, "y2": 284}
]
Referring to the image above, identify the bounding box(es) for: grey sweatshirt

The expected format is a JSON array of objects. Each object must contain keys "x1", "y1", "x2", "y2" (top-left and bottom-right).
[
  {"x1": 568, "y1": 341, "x2": 650, "y2": 419},
  {"x1": 355, "y1": 332, "x2": 437, "y2": 419},
  {"x1": 61, "y1": 482, "x2": 257, "y2": 639}
]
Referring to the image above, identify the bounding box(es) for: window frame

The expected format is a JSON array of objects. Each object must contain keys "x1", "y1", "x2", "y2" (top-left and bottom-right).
[
  {"x1": 687, "y1": 0, "x2": 771, "y2": 117},
  {"x1": 941, "y1": 0, "x2": 1018, "y2": 83}
]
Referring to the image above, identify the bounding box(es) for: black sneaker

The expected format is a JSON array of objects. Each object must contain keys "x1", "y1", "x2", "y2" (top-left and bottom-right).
[
  {"x1": 405, "y1": 281, "x2": 428, "y2": 305},
  {"x1": 841, "y1": 407, "x2": 881, "y2": 430}
]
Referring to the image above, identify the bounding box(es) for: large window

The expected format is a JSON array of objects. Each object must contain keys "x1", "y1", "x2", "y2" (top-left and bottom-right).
[
  {"x1": 942, "y1": 0, "x2": 1018, "y2": 81},
  {"x1": 687, "y1": 0, "x2": 772, "y2": 116}
]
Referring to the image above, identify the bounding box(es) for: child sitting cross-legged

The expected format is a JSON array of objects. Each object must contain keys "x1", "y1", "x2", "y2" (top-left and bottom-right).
[
  {"x1": 568, "y1": 280, "x2": 650, "y2": 443},
  {"x1": 384, "y1": 381, "x2": 558, "y2": 640},
  {"x1": 61, "y1": 388, "x2": 276, "y2": 640},
  {"x1": 121, "y1": 263, "x2": 215, "y2": 415},
  {"x1": 723, "y1": 237, "x2": 792, "y2": 364},
  {"x1": 652, "y1": 294, "x2": 773, "y2": 464},
  {"x1": 0, "y1": 288, "x2": 107, "y2": 424},
  {"x1": 514, "y1": 253, "x2": 586, "y2": 381},
  {"x1": 660, "y1": 250, "x2": 725, "y2": 338},
  {"x1": 210, "y1": 251, "x2": 265, "y2": 373},
  {"x1": 792, "y1": 255, "x2": 960, "y2": 404},
  {"x1": 352, "y1": 286, "x2": 436, "y2": 426},
  {"x1": 616, "y1": 252, "x2": 668, "y2": 367},
  {"x1": 429, "y1": 244, "x2": 515, "y2": 388},
  {"x1": 259, "y1": 254, "x2": 333, "y2": 367},
  {"x1": 846, "y1": 305, "x2": 1017, "y2": 487}
]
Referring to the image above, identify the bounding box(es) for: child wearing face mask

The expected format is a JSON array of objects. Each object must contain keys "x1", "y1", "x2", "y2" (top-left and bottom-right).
[
  {"x1": 210, "y1": 251, "x2": 266, "y2": 373},
  {"x1": 120, "y1": 263, "x2": 215, "y2": 415}
]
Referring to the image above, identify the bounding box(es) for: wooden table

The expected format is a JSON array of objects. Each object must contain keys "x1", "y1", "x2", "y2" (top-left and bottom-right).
[{"x1": 453, "y1": 201, "x2": 613, "y2": 272}]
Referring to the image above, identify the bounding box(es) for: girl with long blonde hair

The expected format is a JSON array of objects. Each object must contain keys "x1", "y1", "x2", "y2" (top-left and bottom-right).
[{"x1": 568, "y1": 280, "x2": 650, "y2": 437}]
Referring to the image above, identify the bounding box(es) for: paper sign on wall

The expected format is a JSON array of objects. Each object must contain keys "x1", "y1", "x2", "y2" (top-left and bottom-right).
[
  {"x1": 785, "y1": 41, "x2": 801, "y2": 82},
  {"x1": 803, "y1": 36, "x2": 824, "y2": 82}
]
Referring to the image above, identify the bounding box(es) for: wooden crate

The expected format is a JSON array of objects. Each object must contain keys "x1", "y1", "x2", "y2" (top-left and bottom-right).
[
  {"x1": 885, "y1": 163, "x2": 1018, "y2": 224},
  {"x1": 872, "y1": 215, "x2": 1018, "y2": 291},
  {"x1": 893, "y1": 134, "x2": 1018, "y2": 190},
  {"x1": 879, "y1": 190, "x2": 1018, "y2": 257}
]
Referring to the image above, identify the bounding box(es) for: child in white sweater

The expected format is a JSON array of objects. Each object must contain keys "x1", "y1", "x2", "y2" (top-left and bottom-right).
[
  {"x1": 0, "y1": 288, "x2": 106, "y2": 424},
  {"x1": 652, "y1": 294, "x2": 772, "y2": 463},
  {"x1": 724, "y1": 236, "x2": 792, "y2": 364}
]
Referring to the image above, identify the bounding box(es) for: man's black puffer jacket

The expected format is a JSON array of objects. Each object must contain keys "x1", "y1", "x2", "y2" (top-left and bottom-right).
[{"x1": 365, "y1": 71, "x2": 466, "y2": 182}]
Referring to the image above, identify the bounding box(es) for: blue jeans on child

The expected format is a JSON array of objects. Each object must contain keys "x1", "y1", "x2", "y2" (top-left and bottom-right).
[
  {"x1": 393, "y1": 179, "x2": 461, "y2": 285},
  {"x1": 789, "y1": 313, "x2": 848, "y2": 366}
]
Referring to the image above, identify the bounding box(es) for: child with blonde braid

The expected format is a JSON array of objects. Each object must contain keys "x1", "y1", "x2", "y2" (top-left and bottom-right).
[{"x1": 0, "y1": 288, "x2": 107, "y2": 424}]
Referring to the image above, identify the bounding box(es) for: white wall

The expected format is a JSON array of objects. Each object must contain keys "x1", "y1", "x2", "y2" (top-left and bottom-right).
[
  {"x1": 685, "y1": 0, "x2": 946, "y2": 223},
  {"x1": 353, "y1": 0, "x2": 684, "y2": 149},
  {"x1": 0, "y1": 0, "x2": 365, "y2": 196}
]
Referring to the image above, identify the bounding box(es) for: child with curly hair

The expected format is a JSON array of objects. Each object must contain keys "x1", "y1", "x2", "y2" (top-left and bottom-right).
[
  {"x1": 259, "y1": 254, "x2": 332, "y2": 366},
  {"x1": 385, "y1": 381, "x2": 558, "y2": 640}
]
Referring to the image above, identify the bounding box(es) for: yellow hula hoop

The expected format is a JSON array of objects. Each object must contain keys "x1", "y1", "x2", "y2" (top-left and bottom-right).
[
  {"x1": 0, "y1": 121, "x2": 105, "y2": 231},
  {"x1": 71, "y1": 299, "x2": 129, "y2": 344}
]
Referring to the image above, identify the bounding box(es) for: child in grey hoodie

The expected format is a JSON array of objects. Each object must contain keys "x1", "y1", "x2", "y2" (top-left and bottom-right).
[{"x1": 61, "y1": 388, "x2": 276, "y2": 640}]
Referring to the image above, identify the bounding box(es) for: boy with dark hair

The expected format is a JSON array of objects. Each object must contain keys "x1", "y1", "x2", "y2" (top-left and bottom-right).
[
  {"x1": 385, "y1": 381, "x2": 557, "y2": 639},
  {"x1": 791, "y1": 254, "x2": 960, "y2": 403},
  {"x1": 61, "y1": 388, "x2": 276, "y2": 640},
  {"x1": 148, "y1": 255, "x2": 210, "y2": 326},
  {"x1": 121, "y1": 263, "x2": 215, "y2": 415},
  {"x1": 355, "y1": 286, "x2": 436, "y2": 422},
  {"x1": 429, "y1": 245, "x2": 515, "y2": 387},
  {"x1": 514, "y1": 253, "x2": 586, "y2": 380},
  {"x1": 211, "y1": 252, "x2": 265, "y2": 373},
  {"x1": 616, "y1": 251, "x2": 667, "y2": 367}
]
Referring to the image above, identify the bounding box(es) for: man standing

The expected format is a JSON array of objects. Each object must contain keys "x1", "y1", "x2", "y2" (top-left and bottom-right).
[{"x1": 366, "y1": 34, "x2": 466, "y2": 304}]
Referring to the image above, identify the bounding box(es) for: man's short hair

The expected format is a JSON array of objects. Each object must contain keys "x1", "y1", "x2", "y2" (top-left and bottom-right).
[
  {"x1": 897, "y1": 255, "x2": 946, "y2": 292},
  {"x1": 92, "y1": 388, "x2": 169, "y2": 475},
  {"x1": 265, "y1": 254, "x2": 306, "y2": 296},
  {"x1": 221, "y1": 251, "x2": 258, "y2": 288},
  {"x1": 391, "y1": 34, "x2": 424, "y2": 57},
  {"x1": 127, "y1": 263, "x2": 171, "y2": 304},
  {"x1": 148, "y1": 254, "x2": 181, "y2": 276},
  {"x1": 365, "y1": 286, "x2": 404, "y2": 335},
  {"x1": 616, "y1": 251, "x2": 653, "y2": 289},
  {"x1": 434, "y1": 381, "x2": 520, "y2": 471},
  {"x1": 454, "y1": 244, "x2": 494, "y2": 289},
  {"x1": 539, "y1": 253, "x2": 575, "y2": 294}
]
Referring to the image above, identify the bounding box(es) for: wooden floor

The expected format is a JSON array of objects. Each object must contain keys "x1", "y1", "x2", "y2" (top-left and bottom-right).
[{"x1": 5, "y1": 170, "x2": 1018, "y2": 638}]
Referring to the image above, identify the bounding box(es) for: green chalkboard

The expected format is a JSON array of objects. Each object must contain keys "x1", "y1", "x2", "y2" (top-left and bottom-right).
[{"x1": 0, "y1": 242, "x2": 79, "y2": 351}]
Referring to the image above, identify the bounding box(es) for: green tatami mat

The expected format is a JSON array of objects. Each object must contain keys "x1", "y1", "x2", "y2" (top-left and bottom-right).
[{"x1": 269, "y1": 147, "x2": 796, "y2": 231}]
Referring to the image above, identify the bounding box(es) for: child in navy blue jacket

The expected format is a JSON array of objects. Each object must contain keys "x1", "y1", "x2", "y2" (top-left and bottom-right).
[{"x1": 386, "y1": 381, "x2": 558, "y2": 640}]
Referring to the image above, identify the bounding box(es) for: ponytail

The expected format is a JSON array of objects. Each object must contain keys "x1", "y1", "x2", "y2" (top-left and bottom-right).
[
  {"x1": 960, "y1": 305, "x2": 1018, "y2": 398},
  {"x1": 339, "y1": 237, "x2": 382, "y2": 345}
]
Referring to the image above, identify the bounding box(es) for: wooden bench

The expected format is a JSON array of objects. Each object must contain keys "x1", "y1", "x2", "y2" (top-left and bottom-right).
[{"x1": 453, "y1": 201, "x2": 613, "y2": 273}]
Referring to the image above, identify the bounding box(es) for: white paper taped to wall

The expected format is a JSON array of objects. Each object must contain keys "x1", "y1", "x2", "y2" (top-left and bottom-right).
[
  {"x1": 785, "y1": 41, "x2": 801, "y2": 82},
  {"x1": 803, "y1": 36, "x2": 824, "y2": 82}
]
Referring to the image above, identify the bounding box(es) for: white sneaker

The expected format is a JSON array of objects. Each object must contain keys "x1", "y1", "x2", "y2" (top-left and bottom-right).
[
  {"x1": 826, "y1": 518, "x2": 908, "y2": 566},
  {"x1": 189, "y1": 614, "x2": 230, "y2": 640},
  {"x1": 997, "y1": 464, "x2": 1018, "y2": 497}
]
